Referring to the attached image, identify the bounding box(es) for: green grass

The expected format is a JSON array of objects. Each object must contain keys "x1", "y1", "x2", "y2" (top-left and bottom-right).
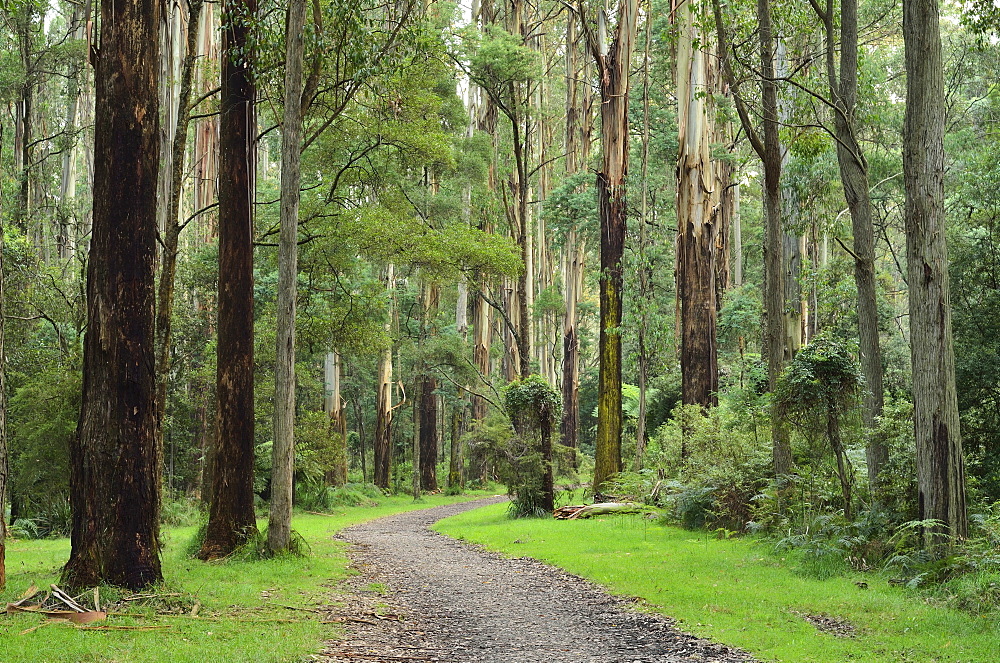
[
  {"x1": 1, "y1": 490, "x2": 498, "y2": 663},
  {"x1": 435, "y1": 503, "x2": 999, "y2": 662}
]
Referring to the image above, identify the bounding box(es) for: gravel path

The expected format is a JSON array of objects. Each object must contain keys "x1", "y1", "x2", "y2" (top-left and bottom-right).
[{"x1": 316, "y1": 498, "x2": 756, "y2": 663}]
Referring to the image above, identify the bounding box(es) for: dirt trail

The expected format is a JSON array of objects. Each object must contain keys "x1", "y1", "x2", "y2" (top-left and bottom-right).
[{"x1": 317, "y1": 498, "x2": 756, "y2": 663}]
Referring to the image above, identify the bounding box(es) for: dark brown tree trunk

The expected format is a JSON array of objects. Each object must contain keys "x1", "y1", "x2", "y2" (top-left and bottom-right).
[
  {"x1": 419, "y1": 376, "x2": 438, "y2": 491},
  {"x1": 62, "y1": 0, "x2": 163, "y2": 590},
  {"x1": 902, "y1": 0, "x2": 967, "y2": 546},
  {"x1": 199, "y1": 0, "x2": 259, "y2": 560},
  {"x1": 539, "y1": 400, "x2": 555, "y2": 512},
  {"x1": 589, "y1": 0, "x2": 639, "y2": 496}
]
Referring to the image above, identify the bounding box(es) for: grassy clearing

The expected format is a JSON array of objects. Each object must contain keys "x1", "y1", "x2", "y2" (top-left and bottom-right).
[
  {"x1": 435, "y1": 503, "x2": 998, "y2": 662},
  {"x1": 0, "y1": 490, "x2": 497, "y2": 663}
]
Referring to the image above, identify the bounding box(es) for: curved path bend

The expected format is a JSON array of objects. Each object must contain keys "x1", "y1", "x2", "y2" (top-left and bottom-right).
[{"x1": 317, "y1": 498, "x2": 755, "y2": 663}]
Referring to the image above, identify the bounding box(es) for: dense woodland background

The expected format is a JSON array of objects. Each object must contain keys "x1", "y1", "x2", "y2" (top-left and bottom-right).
[{"x1": 1, "y1": 0, "x2": 999, "y2": 589}]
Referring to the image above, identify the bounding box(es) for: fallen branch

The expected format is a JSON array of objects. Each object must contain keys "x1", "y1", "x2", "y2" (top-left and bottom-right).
[
  {"x1": 279, "y1": 604, "x2": 322, "y2": 614},
  {"x1": 553, "y1": 502, "x2": 649, "y2": 520}
]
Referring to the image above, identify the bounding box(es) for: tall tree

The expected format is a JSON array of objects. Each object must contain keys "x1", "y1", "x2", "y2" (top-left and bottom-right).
[
  {"x1": 561, "y1": 9, "x2": 591, "y2": 460},
  {"x1": 156, "y1": 0, "x2": 205, "y2": 480},
  {"x1": 902, "y1": 0, "x2": 968, "y2": 546},
  {"x1": 62, "y1": 0, "x2": 163, "y2": 589},
  {"x1": 269, "y1": 0, "x2": 307, "y2": 554},
  {"x1": 418, "y1": 281, "x2": 440, "y2": 492},
  {"x1": 199, "y1": 0, "x2": 259, "y2": 560},
  {"x1": 578, "y1": 0, "x2": 640, "y2": 495},
  {"x1": 373, "y1": 264, "x2": 397, "y2": 490},
  {"x1": 813, "y1": 0, "x2": 887, "y2": 487},
  {"x1": 676, "y1": 0, "x2": 721, "y2": 408},
  {"x1": 713, "y1": 0, "x2": 790, "y2": 475}
]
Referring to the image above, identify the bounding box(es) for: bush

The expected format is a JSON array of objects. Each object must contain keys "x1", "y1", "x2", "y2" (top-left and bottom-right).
[
  {"x1": 648, "y1": 403, "x2": 770, "y2": 532},
  {"x1": 295, "y1": 482, "x2": 383, "y2": 511}
]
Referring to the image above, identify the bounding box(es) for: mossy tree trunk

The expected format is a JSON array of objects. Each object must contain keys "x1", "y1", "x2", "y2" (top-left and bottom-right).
[{"x1": 580, "y1": 0, "x2": 639, "y2": 497}]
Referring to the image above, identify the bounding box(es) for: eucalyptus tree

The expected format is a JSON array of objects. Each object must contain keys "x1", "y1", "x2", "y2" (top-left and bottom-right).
[
  {"x1": 713, "y1": 0, "x2": 791, "y2": 475},
  {"x1": 902, "y1": 0, "x2": 967, "y2": 546},
  {"x1": 676, "y1": 0, "x2": 729, "y2": 409},
  {"x1": 62, "y1": 0, "x2": 163, "y2": 590},
  {"x1": 468, "y1": 25, "x2": 541, "y2": 379},
  {"x1": 560, "y1": 8, "x2": 593, "y2": 459},
  {"x1": 199, "y1": 0, "x2": 259, "y2": 560},
  {"x1": 574, "y1": 0, "x2": 640, "y2": 495},
  {"x1": 268, "y1": 0, "x2": 308, "y2": 554},
  {"x1": 809, "y1": 0, "x2": 887, "y2": 488}
]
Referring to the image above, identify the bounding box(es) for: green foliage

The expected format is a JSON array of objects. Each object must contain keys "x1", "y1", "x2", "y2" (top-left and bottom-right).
[
  {"x1": 295, "y1": 482, "x2": 384, "y2": 512},
  {"x1": 468, "y1": 25, "x2": 542, "y2": 92},
  {"x1": 160, "y1": 495, "x2": 204, "y2": 528},
  {"x1": 774, "y1": 334, "x2": 863, "y2": 417},
  {"x1": 647, "y1": 403, "x2": 771, "y2": 532},
  {"x1": 467, "y1": 387, "x2": 557, "y2": 519},
  {"x1": 502, "y1": 374, "x2": 561, "y2": 428}
]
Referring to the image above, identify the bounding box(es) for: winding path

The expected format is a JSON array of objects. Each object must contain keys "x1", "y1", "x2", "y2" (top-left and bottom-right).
[{"x1": 317, "y1": 498, "x2": 755, "y2": 663}]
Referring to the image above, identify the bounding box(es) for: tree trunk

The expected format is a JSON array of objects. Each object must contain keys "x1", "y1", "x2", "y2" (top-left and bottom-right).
[
  {"x1": 713, "y1": 0, "x2": 789, "y2": 476},
  {"x1": 902, "y1": 0, "x2": 967, "y2": 547},
  {"x1": 818, "y1": 0, "x2": 887, "y2": 488},
  {"x1": 448, "y1": 400, "x2": 465, "y2": 491},
  {"x1": 269, "y1": 0, "x2": 307, "y2": 552},
  {"x1": 419, "y1": 375, "x2": 438, "y2": 491},
  {"x1": 676, "y1": 1, "x2": 720, "y2": 408},
  {"x1": 827, "y1": 399, "x2": 852, "y2": 520},
  {"x1": 325, "y1": 351, "x2": 349, "y2": 486},
  {"x1": 192, "y1": 0, "x2": 220, "y2": 235},
  {"x1": 590, "y1": 0, "x2": 639, "y2": 496},
  {"x1": 0, "y1": 177, "x2": 7, "y2": 590},
  {"x1": 561, "y1": 13, "x2": 588, "y2": 461},
  {"x1": 732, "y1": 183, "x2": 743, "y2": 287},
  {"x1": 199, "y1": 0, "x2": 259, "y2": 560},
  {"x1": 58, "y1": 3, "x2": 86, "y2": 260},
  {"x1": 777, "y1": 39, "x2": 803, "y2": 362},
  {"x1": 373, "y1": 265, "x2": 396, "y2": 490},
  {"x1": 418, "y1": 281, "x2": 439, "y2": 491},
  {"x1": 62, "y1": 0, "x2": 163, "y2": 590}
]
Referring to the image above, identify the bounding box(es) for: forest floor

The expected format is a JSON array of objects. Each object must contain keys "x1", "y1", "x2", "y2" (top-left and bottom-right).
[{"x1": 316, "y1": 498, "x2": 755, "y2": 663}]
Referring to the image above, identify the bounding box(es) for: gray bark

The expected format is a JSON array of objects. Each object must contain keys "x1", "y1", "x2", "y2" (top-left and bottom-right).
[
  {"x1": 818, "y1": 0, "x2": 887, "y2": 487},
  {"x1": 902, "y1": 0, "x2": 967, "y2": 545},
  {"x1": 269, "y1": 0, "x2": 307, "y2": 552}
]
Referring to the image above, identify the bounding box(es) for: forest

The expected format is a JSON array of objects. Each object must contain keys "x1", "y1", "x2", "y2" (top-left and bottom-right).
[{"x1": 0, "y1": 0, "x2": 999, "y2": 599}]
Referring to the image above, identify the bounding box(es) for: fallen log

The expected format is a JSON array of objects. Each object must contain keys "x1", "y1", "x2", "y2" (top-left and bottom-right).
[{"x1": 553, "y1": 502, "x2": 647, "y2": 519}]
